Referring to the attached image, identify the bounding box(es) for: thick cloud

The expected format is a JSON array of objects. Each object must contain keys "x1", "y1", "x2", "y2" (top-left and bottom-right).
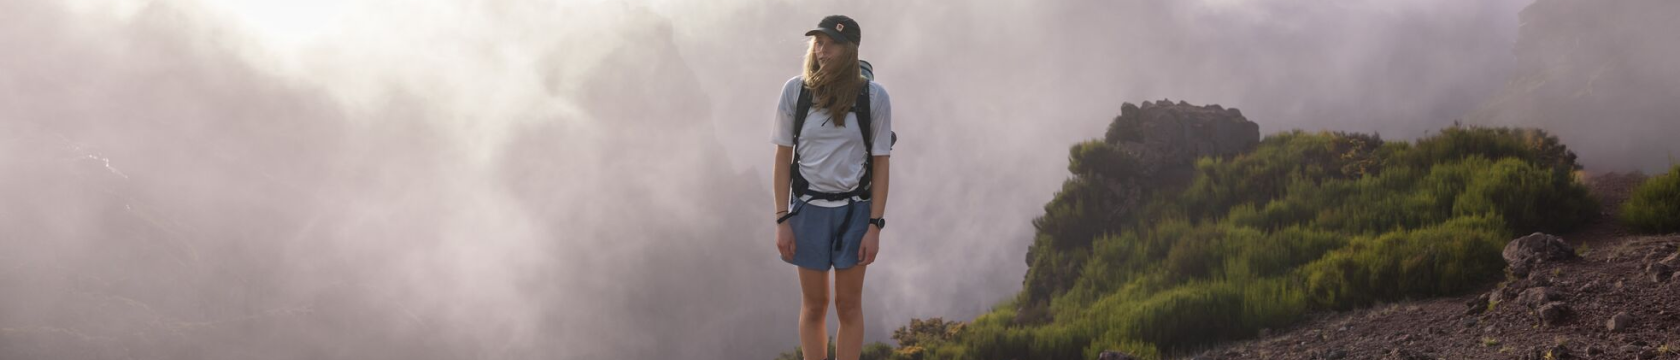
[
  {"x1": 1468, "y1": 0, "x2": 1680, "y2": 172},
  {"x1": 7, "y1": 0, "x2": 1622, "y2": 359}
]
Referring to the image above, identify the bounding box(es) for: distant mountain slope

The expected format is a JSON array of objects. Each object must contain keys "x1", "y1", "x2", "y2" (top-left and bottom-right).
[{"x1": 1467, "y1": 0, "x2": 1680, "y2": 172}]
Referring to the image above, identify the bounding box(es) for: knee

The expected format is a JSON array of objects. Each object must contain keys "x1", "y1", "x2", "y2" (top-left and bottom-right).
[
  {"x1": 834, "y1": 297, "x2": 863, "y2": 321},
  {"x1": 801, "y1": 296, "x2": 828, "y2": 318}
]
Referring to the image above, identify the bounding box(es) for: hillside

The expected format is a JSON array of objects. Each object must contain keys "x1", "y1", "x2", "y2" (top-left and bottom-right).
[
  {"x1": 1186, "y1": 172, "x2": 1680, "y2": 360},
  {"x1": 777, "y1": 98, "x2": 1624, "y2": 359}
]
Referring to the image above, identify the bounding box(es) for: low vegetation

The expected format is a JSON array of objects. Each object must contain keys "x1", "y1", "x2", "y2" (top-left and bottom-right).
[{"x1": 778, "y1": 126, "x2": 1597, "y2": 359}]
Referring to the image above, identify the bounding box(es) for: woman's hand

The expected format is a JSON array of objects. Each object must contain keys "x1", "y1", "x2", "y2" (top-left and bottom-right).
[
  {"x1": 777, "y1": 222, "x2": 797, "y2": 261},
  {"x1": 858, "y1": 226, "x2": 880, "y2": 266}
]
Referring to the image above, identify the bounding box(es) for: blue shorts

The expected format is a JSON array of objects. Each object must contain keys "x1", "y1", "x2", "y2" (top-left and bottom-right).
[{"x1": 784, "y1": 198, "x2": 871, "y2": 271}]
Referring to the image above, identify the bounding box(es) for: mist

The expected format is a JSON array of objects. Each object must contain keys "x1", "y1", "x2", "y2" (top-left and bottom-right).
[
  {"x1": 1466, "y1": 0, "x2": 1680, "y2": 172},
  {"x1": 2, "y1": 0, "x2": 1613, "y2": 359}
]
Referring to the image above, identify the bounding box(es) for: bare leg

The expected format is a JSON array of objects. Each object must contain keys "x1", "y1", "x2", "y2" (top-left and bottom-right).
[
  {"x1": 797, "y1": 267, "x2": 830, "y2": 360},
  {"x1": 832, "y1": 265, "x2": 867, "y2": 360}
]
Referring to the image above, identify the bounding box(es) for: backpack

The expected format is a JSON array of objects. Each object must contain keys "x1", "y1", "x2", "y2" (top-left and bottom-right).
[{"x1": 789, "y1": 60, "x2": 895, "y2": 202}]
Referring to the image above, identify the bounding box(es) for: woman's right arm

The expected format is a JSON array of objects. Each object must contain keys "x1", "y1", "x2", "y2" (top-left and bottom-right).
[
  {"x1": 774, "y1": 145, "x2": 793, "y2": 214},
  {"x1": 774, "y1": 145, "x2": 795, "y2": 260}
]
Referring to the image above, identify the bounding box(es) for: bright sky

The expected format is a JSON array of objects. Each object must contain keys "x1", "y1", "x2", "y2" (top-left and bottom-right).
[{"x1": 196, "y1": 0, "x2": 350, "y2": 49}]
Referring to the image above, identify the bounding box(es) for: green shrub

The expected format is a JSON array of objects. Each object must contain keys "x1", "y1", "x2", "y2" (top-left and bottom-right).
[
  {"x1": 1450, "y1": 158, "x2": 1596, "y2": 234},
  {"x1": 893, "y1": 318, "x2": 966, "y2": 349},
  {"x1": 876, "y1": 125, "x2": 1598, "y2": 359},
  {"x1": 1300, "y1": 215, "x2": 1508, "y2": 308},
  {"x1": 861, "y1": 343, "x2": 896, "y2": 360},
  {"x1": 1402, "y1": 126, "x2": 1579, "y2": 173},
  {"x1": 1623, "y1": 165, "x2": 1680, "y2": 233}
]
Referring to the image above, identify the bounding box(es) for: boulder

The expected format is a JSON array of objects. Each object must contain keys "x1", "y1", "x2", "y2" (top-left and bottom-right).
[
  {"x1": 1546, "y1": 343, "x2": 1573, "y2": 360},
  {"x1": 1646, "y1": 262, "x2": 1672, "y2": 283},
  {"x1": 1517, "y1": 287, "x2": 1561, "y2": 308},
  {"x1": 1464, "y1": 292, "x2": 1491, "y2": 315},
  {"x1": 1607, "y1": 312, "x2": 1633, "y2": 332},
  {"x1": 1538, "y1": 302, "x2": 1571, "y2": 326},
  {"x1": 1503, "y1": 233, "x2": 1577, "y2": 277}
]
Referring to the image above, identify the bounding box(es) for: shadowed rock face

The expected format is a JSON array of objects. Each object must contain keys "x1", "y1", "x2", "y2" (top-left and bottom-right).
[
  {"x1": 1109, "y1": 100, "x2": 1260, "y2": 171},
  {"x1": 1086, "y1": 99, "x2": 1259, "y2": 231},
  {"x1": 1468, "y1": 0, "x2": 1680, "y2": 172},
  {"x1": 1018, "y1": 99, "x2": 1257, "y2": 322}
]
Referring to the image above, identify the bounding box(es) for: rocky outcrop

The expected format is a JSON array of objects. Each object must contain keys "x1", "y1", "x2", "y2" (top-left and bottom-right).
[
  {"x1": 1106, "y1": 100, "x2": 1259, "y2": 169},
  {"x1": 1080, "y1": 99, "x2": 1259, "y2": 226},
  {"x1": 1020, "y1": 99, "x2": 1259, "y2": 324}
]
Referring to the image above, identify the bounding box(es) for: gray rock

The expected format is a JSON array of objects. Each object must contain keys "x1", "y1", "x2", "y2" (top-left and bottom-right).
[
  {"x1": 1527, "y1": 270, "x2": 1554, "y2": 285},
  {"x1": 1621, "y1": 344, "x2": 1641, "y2": 354},
  {"x1": 1546, "y1": 343, "x2": 1573, "y2": 359},
  {"x1": 1656, "y1": 243, "x2": 1678, "y2": 257},
  {"x1": 1637, "y1": 349, "x2": 1659, "y2": 360},
  {"x1": 1608, "y1": 312, "x2": 1633, "y2": 332},
  {"x1": 1538, "y1": 302, "x2": 1570, "y2": 326},
  {"x1": 1325, "y1": 349, "x2": 1346, "y2": 359},
  {"x1": 1517, "y1": 287, "x2": 1561, "y2": 308},
  {"x1": 1577, "y1": 279, "x2": 1602, "y2": 293},
  {"x1": 1388, "y1": 348, "x2": 1428, "y2": 360},
  {"x1": 1503, "y1": 233, "x2": 1577, "y2": 277},
  {"x1": 1646, "y1": 262, "x2": 1672, "y2": 283},
  {"x1": 1464, "y1": 292, "x2": 1490, "y2": 315}
]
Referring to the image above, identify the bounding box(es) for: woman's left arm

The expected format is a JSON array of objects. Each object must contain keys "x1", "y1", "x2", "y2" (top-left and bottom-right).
[
  {"x1": 869, "y1": 156, "x2": 888, "y2": 219},
  {"x1": 859, "y1": 156, "x2": 887, "y2": 266},
  {"x1": 859, "y1": 84, "x2": 890, "y2": 266},
  {"x1": 868, "y1": 84, "x2": 892, "y2": 221}
]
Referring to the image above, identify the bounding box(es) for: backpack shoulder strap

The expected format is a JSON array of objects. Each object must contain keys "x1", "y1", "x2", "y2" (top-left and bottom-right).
[
  {"x1": 855, "y1": 81, "x2": 874, "y2": 156},
  {"x1": 793, "y1": 85, "x2": 812, "y2": 147}
]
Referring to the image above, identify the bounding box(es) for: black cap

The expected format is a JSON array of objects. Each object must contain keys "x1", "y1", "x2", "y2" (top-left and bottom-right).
[{"x1": 804, "y1": 15, "x2": 861, "y2": 45}]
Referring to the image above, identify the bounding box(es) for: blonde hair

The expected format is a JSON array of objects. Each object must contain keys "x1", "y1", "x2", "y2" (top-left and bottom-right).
[{"x1": 801, "y1": 38, "x2": 865, "y2": 127}]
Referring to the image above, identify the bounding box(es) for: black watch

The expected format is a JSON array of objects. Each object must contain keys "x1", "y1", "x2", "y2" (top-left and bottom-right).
[{"x1": 868, "y1": 218, "x2": 885, "y2": 229}]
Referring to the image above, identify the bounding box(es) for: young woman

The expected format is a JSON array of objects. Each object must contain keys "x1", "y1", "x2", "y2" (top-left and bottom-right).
[{"x1": 771, "y1": 15, "x2": 892, "y2": 360}]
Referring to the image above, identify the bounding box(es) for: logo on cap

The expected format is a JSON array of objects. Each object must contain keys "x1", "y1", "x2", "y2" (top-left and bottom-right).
[{"x1": 836, "y1": 23, "x2": 845, "y2": 32}]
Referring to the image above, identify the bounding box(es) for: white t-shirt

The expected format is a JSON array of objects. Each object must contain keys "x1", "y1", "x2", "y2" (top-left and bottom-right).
[{"x1": 772, "y1": 76, "x2": 893, "y2": 208}]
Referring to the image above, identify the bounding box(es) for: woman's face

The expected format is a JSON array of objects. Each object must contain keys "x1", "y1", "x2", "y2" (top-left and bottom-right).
[{"x1": 812, "y1": 34, "x2": 841, "y2": 67}]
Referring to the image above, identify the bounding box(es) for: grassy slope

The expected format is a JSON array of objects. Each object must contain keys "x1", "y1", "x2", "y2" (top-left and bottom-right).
[{"x1": 826, "y1": 126, "x2": 1600, "y2": 360}]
